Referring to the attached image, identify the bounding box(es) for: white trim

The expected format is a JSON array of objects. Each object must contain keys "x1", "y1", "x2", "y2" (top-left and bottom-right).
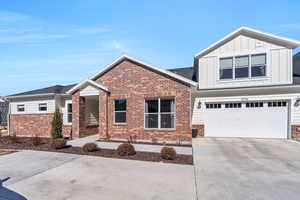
[
  {"x1": 195, "y1": 26, "x2": 300, "y2": 58},
  {"x1": 6, "y1": 93, "x2": 55, "y2": 99},
  {"x1": 67, "y1": 79, "x2": 109, "y2": 95},
  {"x1": 89, "y1": 54, "x2": 197, "y2": 86},
  {"x1": 144, "y1": 97, "x2": 176, "y2": 130}
]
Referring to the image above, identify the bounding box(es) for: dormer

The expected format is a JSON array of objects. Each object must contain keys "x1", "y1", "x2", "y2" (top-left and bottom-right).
[{"x1": 194, "y1": 27, "x2": 300, "y2": 89}]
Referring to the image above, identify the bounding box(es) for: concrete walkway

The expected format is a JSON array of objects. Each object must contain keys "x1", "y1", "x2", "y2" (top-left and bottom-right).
[
  {"x1": 2, "y1": 150, "x2": 196, "y2": 200},
  {"x1": 68, "y1": 135, "x2": 193, "y2": 155}
]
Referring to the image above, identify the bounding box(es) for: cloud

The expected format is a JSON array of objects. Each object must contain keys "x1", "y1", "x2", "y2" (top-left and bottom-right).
[
  {"x1": 0, "y1": 11, "x2": 31, "y2": 22},
  {"x1": 106, "y1": 40, "x2": 129, "y2": 53},
  {"x1": 280, "y1": 23, "x2": 300, "y2": 29},
  {"x1": 73, "y1": 27, "x2": 111, "y2": 34},
  {"x1": 0, "y1": 33, "x2": 69, "y2": 44}
]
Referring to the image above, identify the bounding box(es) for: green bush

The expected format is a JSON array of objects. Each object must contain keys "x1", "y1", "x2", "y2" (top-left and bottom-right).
[
  {"x1": 117, "y1": 143, "x2": 136, "y2": 156},
  {"x1": 161, "y1": 147, "x2": 177, "y2": 160},
  {"x1": 51, "y1": 108, "x2": 63, "y2": 139}
]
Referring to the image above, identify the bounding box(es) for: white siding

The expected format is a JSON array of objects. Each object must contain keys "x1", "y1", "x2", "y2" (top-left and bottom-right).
[
  {"x1": 198, "y1": 34, "x2": 293, "y2": 89},
  {"x1": 10, "y1": 97, "x2": 56, "y2": 114},
  {"x1": 80, "y1": 85, "x2": 99, "y2": 96}
]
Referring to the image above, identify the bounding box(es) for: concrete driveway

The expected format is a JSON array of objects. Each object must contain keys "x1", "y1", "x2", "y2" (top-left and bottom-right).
[
  {"x1": 0, "y1": 150, "x2": 196, "y2": 200},
  {"x1": 193, "y1": 138, "x2": 300, "y2": 200}
]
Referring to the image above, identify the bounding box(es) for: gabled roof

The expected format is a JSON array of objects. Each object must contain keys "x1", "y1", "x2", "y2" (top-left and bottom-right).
[
  {"x1": 67, "y1": 79, "x2": 109, "y2": 94},
  {"x1": 7, "y1": 84, "x2": 76, "y2": 98},
  {"x1": 195, "y1": 26, "x2": 300, "y2": 58},
  {"x1": 90, "y1": 54, "x2": 197, "y2": 86}
]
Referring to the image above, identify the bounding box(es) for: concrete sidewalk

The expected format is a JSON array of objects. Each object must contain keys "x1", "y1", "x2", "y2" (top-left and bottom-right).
[
  {"x1": 3, "y1": 151, "x2": 196, "y2": 200},
  {"x1": 68, "y1": 135, "x2": 193, "y2": 155}
]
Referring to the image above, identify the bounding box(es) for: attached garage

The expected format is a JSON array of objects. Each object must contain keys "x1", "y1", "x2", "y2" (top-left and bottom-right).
[{"x1": 202, "y1": 101, "x2": 289, "y2": 139}]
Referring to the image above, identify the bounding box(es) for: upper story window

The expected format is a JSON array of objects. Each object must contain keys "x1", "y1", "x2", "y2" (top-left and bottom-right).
[
  {"x1": 38, "y1": 103, "x2": 47, "y2": 111},
  {"x1": 219, "y1": 57, "x2": 233, "y2": 79},
  {"x1": 145, "y1": 98, "x2": 175, "y2": 129},
  {"x1": 17, "y1": 104, "x2": 25, "y2": 112},
  {"x1": 251, "y1": 54, "x2": 266, "y2": 77},
  {"x1": 114, "y1": 99, "x2": 126, "y2": 123},
  {"x1": 219, "y1": 53, "x2": 266, "y2": 80}
]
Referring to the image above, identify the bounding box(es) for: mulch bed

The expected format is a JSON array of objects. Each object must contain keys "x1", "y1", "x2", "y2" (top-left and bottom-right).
[
  {"x1": 97, "y1": 139, "x2": 192, "y2": 147},
  {"x1": 0, "y1": 136, "x2": 193, "y2": 165}
]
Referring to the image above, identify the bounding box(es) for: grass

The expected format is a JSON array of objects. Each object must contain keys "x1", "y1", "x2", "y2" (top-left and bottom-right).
[{"x1": 0, "y1": 150, "x2": 16, "y2": 156}]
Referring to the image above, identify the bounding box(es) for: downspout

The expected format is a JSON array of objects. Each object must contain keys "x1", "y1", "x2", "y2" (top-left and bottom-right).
[
  {"x1": 105, "y1": 92, "x2": 109, "y2": 138},
  {"x1": 7, "y1": 99, "x2": 10, "y2": 136}
]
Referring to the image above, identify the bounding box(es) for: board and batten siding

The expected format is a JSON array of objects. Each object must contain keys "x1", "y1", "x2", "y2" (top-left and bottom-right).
[
  {"x1": 80, "y1": 85, "x2": 99, "y2": 96},
  {"x1": 198, "y1": 34, "x2": 293, "y2": 89},
  {"x1": 10, "y1": 98, "x2": 56, "y2": 114}
]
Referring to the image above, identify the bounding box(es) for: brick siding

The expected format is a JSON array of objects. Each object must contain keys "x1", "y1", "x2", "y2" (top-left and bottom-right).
[{"x1": 291, "y1": 125, "x2": 300, "y2": 139}]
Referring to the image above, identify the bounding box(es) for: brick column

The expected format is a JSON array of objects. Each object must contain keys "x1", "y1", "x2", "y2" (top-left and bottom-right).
[
  {"x1": 72, "y1": 92, "x2": 80, "y2": 138},
  {"x1": 99, "y1": 90, "x2": 108, "y2": 139}
]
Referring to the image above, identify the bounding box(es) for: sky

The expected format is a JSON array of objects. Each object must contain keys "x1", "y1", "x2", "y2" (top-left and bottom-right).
[{"x1": 1, "y1": 0, "x2": 300, "y2": 96}]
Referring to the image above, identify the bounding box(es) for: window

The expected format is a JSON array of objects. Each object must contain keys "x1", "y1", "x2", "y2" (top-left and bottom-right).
[
  {"x1": 268, "y1": 101, "x2": 287, "y2": 107},
  {"x1": 38, "y1": 103, "x2": 47, "y2": 111},
  {"x1": 246, "y1": 102, "x2": 264, "y2": 108},
  {"x1": 219, "y1": 53, "x2": 266, "y2": 80},
  {"x1": 220, "y1": 57, "x2": 233, "y2": 79},
  {"x1": 225, "y1": 103, "x2": 241, "y2": 108},
  {"x1": 17, "y1": 104, "x2": 25, "y2": 112},
  {"x1": 251, "y1": 54, "x2": 266, "y2": 77},
  {"x1": 67, "y1": 103, "x2": 72, "y2": 123},
  {"x1": 235, "y1": 56, "x2": 249, "y2": 78},
  {"x1": 206, "y1": 103, "x2": 221, "y2": 109},
  {"x1": 114, "y1": 99, "x2": 126, "y2": 123},
  {"x1": 145, "y1": 98, "x2": 175, "y2": 129}
]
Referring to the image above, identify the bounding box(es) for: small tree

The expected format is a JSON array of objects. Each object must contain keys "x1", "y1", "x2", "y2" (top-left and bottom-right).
[{"x1": 51, "y1": 108, "x2": 63, "y2": 139}]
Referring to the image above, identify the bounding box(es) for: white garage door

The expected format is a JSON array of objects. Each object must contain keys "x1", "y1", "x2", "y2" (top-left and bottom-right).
[{"x1": 203, "y1": 101, "x2": 288, "y2": 139}]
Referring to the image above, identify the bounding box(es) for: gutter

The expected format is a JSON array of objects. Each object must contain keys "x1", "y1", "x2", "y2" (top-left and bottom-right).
[
  {"x1": 6, "y1": 93, "x2": 56, "y2": 99},
  {"x1": 195, "y1": 84, "x2": 300, "y2": 93}
]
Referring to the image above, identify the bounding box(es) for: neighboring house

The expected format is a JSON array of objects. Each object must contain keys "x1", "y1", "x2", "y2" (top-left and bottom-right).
[
  {"x1": 192, "y1": 27, "x2": 300, "y2": 139},
  {"x1": 6, "y1": 26, "x2": 300, "y2": 140},
  {"x1": 6, "y1": 55, "x2": 197, "y2": 141},
  {"x1": 0, "y1": 97, "x2": 8, "y2": 127}
]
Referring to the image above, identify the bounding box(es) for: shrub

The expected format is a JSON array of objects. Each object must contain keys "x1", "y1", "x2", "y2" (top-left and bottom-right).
[
  {"x1": 51, "y1": 108, "x2": 63, "y2": 139},
  {"x1": 161, "y1": 147, "x2": 177, "y2": 160},
  {"x1": 82, "y1": 143, "x2": 98, "y2": 152},
  {"x1": 32, "y1": 135, "x2": 41, "y2": 146},
  {"x1": 51, "y1": 138, "x2": 66, "y2": 149},
  {"x1": 117, "y1": 143, "x2": 136, "y2": 156},
  {"x1": 9, "y1": 134, "x2": 17, "y2": 144}
]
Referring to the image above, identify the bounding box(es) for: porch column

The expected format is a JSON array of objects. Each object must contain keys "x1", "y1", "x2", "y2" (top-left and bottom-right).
[
  {"x1": 72, "y1": 91, "x2": 80, "y2": 138},
  {"x1": 99, "y1": 90, "x2": 108, "y2": 139},
  {"x1": 72, "y1": 91, "x2": 86, "y2": 138}
]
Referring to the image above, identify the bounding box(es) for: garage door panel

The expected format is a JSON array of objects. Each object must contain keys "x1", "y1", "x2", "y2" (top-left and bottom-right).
[{"x1": 203, "y1": 102, "x2": 288, "y2": 139}]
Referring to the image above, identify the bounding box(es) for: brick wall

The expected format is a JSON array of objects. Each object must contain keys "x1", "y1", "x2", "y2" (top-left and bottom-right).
[
  {"x1": 10, "y1": 113, "x2": 54, "y2": 137},
  {"x1": 91, "y1": 58, "x2": 193, "y2": 142},
  {"x1": 192, "y1": 125, "x2": 204, "y2": 137},
  {"x1": 291, "y1": 125, "x2": 300, "y2": 139}
]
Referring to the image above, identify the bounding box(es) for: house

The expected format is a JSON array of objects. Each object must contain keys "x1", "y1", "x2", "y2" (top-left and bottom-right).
[
  {"x1": 192, "y1": 27, "x2": 300, "y2": 139},
  {"x1": 6, "y1": 55, "x2": 197, "y2": 141},
  {"x1": 6, "y1": 26, "x2": 300, "y2": 141}
]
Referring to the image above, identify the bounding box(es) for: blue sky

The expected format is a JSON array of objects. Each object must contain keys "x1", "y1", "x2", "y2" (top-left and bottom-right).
[{"x1": 1, "y1": 0, "x2": 300, "y2": 96}]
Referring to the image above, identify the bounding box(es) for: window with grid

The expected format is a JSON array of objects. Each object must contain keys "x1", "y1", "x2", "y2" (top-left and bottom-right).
[
  {"x1": 145, "y1": 98, "x2": 175, "y2": 129},
  {"x1": 114, "y1": 99, "x2": 126, "y2": 123}
]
